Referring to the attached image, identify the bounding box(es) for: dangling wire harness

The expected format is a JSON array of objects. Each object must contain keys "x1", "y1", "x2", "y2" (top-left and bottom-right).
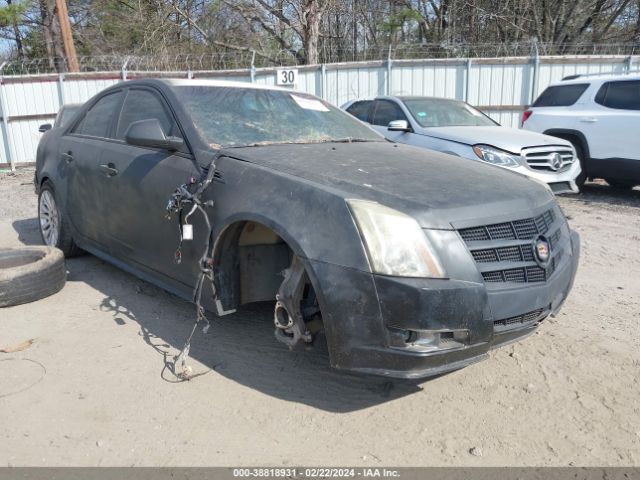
[{"x1": 165, "y1": 153, "x2": 232, "y2": 380}]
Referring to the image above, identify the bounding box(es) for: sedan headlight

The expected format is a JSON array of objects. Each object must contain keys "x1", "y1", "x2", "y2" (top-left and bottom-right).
[
  {"x1": 472, "y1": 144, "x2": 520, "y2": 168},
  {"x1": 347, "y1": 199, "x2": 446, "y2": 278}
]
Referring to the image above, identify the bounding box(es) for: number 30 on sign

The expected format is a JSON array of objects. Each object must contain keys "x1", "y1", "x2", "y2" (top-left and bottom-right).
[{"x1": 276, "y1": 69, "x2": 298, "y2": 86}]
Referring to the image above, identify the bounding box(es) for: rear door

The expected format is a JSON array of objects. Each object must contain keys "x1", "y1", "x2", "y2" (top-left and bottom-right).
[
  {"x1": 370, "y1": 99, "x2": 413, "y2": 143},
  {"x1": 98, "y1": 87, "x2": 200, "y2": 286},
  {"x1": 61, "y1": 90, "x2": 125, "y2": 248},
  {"x1": 345, "y1": 100, "x2": 373, "y2": 123},
  {"x1": 581, "y1": 80, "x2": 640, "y2": 162}
]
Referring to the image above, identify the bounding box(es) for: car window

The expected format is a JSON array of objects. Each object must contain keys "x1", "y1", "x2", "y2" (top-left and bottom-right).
[
  {"x1": 72, "y1": 92, "x2": 123, "y2": 138},
  {"x1": 116, "y1": 89, "x2": 180, "y2": 139},
  {"x1": 346, "y1": 101, "x2": 373, "y2": 122},
  {"x1": 532, "y1": 84, "x2": 589, "y2": 107},
  {"x1": 403, "y1": 98, "x2": 497, "y2": 127},
  {"x1": 55, "y1": 106, "x2": 80, "y2": 128},
  {"x1": 371, "y1": 100, "x2": 407, "y2": 126},
  {"x1": 594, "y1": 80, "x2": 640, "y2": 110}
]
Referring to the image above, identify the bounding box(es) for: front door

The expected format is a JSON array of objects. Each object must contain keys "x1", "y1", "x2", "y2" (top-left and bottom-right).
[{"x1": 98, "y1": 87, "x2": 201, "y2": 286}]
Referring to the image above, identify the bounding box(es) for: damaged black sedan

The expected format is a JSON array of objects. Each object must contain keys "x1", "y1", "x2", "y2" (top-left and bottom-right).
[{"x1": 35, "y1": 79, "x2": 580, "y2": 378}]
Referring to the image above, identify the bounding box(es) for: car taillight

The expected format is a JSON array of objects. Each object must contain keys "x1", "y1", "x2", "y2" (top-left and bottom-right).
[{"x1": 521, "y1": 110, "x2": 532, "y2": 128}]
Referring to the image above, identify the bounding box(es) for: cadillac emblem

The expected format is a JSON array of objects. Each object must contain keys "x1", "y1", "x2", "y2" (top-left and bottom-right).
[{"x1": 534, "y1": 236, "x2": 551, "y2": 265}]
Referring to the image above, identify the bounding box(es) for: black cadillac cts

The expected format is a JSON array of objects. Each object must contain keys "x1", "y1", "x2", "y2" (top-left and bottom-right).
[{"x1": 35, "y1": 79, "x2": 580, "y2": 378}]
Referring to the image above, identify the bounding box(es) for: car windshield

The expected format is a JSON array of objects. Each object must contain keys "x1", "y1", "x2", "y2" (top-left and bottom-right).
[
  {"x1": 403, "y1": 98, "x2": 497, "y2": 128},
  {"x1": 174, "y1": 86, "x2": 383, "y2": 147}
]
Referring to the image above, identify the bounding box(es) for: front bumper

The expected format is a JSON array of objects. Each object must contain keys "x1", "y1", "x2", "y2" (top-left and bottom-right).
[
  {"x1": 510, "y1": 160, "x2": 582, "y2": 194},
  {"x1": 309, "y1": 230, "x2": 580, "y2": 379}
]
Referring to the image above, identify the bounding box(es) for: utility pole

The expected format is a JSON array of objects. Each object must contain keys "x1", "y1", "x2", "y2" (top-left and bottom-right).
[{"x1": 55, "y1": 0, "x2": 79, "y2": 72}]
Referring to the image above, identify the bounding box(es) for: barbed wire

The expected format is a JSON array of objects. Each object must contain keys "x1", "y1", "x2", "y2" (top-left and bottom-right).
[{"x1": 1, "y1": 42, "x2": 638, "y2": 76}]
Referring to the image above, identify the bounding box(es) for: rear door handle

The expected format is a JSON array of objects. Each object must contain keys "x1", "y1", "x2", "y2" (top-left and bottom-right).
[
  {"x1": 99, "y1": 163, "x2": 119, "y2": 177},
  {"x1": 61, "y1": 152, "x2": 73, "y2": 163},
  {"x1": 580, "y1": 117, "x2": 598, "y2": 123}
]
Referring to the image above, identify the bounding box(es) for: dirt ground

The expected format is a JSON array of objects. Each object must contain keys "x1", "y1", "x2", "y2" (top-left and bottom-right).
[{"x1": 1, "y1": 167, "x2": 639, "y2": 467}]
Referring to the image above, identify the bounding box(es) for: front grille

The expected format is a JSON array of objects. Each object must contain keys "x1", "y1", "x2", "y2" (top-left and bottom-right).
[
  {"x1": 480, "y1": 243, "x2": 563, "y2": 283},
  {"x1": 521, "y1": 146, "x2": 575, "y2": 172},
  {"x1": 459, "y1": 209, "x2": 556, "y2": 243},
  {"x1": 494, "y1": 308, "x2": 544, "y2": 329},
  {"x1": 459, "y1": 208, "x2": 565, "y2": 285}
]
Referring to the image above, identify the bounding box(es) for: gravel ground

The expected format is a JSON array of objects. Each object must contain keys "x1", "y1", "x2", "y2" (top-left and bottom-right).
[{"x1": 1, "y1": 167, "x2": 639, "y2": 466}]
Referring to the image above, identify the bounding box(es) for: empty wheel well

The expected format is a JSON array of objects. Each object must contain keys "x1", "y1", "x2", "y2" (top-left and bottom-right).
[{"x1": 213, "y1": 221, "x2": 316, "y2": 312}]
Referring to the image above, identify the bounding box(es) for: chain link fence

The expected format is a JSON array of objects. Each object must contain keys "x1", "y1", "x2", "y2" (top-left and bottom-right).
[{"x1": 1, "y1": 42, "x2": 639, "y2": 76}]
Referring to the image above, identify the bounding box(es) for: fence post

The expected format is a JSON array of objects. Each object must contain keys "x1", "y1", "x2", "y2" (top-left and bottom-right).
[
  {"x1": 386, "y1": 45, "x2": 393, "y2": 96},
  {"x1": 121, "y1": 57, "x2": 129, "y2": 81},
  {"x1": 320, "y1": 63, "x2": 326, "y2": 100},
  {"x1": 250, "y1": 51, "x2": 256, "y2": 83},
  {"x1": 530, "y1": 40, "x2": 540, "y2": 104},
  {"x1": 465, "y1": 58, "x2": 472, "y2": 102},
  {"x1": 57, "y1": 73, "x2": 65, "y2": 107},
  {"x1": 0, "y1": 62, "x2": 15, "y2": 171}
]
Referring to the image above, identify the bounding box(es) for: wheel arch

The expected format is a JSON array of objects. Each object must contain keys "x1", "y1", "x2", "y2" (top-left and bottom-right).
[
  {"x1": 543, "y1": 128, "x2": 591, "y2": 161},
  {"x1": 211, "y1": 213, "x2": 328, "y2": 318}
]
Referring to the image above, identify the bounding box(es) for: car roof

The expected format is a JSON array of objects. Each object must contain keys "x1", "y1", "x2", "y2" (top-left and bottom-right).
[
  {"x1": 550, "y1": 72, "x2": 640, "y2": 86},
  {"x1": 346, "y1": 95, "x2": 465, "y2": 104},
  {"x1": 393, "y1": 95, "x2": 463, "y2": 102},
  {"x1": 158, "y1": 78, "x2": 298, "y2": 93}
]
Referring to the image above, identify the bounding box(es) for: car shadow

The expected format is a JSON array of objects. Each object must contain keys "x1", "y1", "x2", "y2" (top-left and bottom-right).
[
  {"x1": 11, "y1": 218, "x2": 426, "y2": 413},
  {"x1": 559, "y1": 181, "x2": 640, "y2": 209}
]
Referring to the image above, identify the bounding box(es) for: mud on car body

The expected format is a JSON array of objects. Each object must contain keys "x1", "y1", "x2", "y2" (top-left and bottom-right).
[{"x1": 35, "y1": 79, "x2": 580, "y2": 379}]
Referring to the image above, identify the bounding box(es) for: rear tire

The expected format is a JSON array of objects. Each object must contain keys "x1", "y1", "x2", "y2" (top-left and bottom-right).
[
  {"x1": 548, "y1": 134, "x2": 587, "y2": 188},
  {"x1": 566, "y1": 139, "x2": 587, "y2": 188},
  {"x1": 38, "y1": 182, "x2": 82, "y2": 257}
]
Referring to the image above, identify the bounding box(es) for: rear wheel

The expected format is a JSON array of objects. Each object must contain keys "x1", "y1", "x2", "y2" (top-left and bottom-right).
[
  {"x1": 38, "y1": 182, "x2": 82, "y2": 257},
  {"x1": 549, "y1": 134, "x2": 587, "y2": 188}
]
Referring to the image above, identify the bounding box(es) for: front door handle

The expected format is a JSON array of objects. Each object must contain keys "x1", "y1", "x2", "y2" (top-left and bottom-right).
[
  {"x1": 580, "y1": 117, "x2": 598, "y2": 123},
  {"x1": 61, "y1": 152, "x2": 73, "y2": 163},
  {"x1": 99, "y1": 163, "x2": 119, "y2": 177}
]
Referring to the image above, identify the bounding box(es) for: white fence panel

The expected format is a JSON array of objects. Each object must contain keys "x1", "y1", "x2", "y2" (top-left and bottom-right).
[
  {"x1": 3, "y1": 79, "x2": 59, "y2": 116},
  {"x1": 1, "y1": 54, "x2": 638, "y2": 168},
  {"x1": 63, "y1": 77, "x2": 121, "y2": 104},
  {"x1": 391, "y1": 61, "x2": 465, "y2": 99}
]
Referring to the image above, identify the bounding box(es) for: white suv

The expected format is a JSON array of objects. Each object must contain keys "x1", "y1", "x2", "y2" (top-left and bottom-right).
[{"x1": 522, "y1": 73, "x2": 640, "y2": 189}]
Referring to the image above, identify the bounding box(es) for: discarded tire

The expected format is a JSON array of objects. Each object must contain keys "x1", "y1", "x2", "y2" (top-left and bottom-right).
[{"x1": 0, "y1": 247, "x2": 66, "y2": 308}]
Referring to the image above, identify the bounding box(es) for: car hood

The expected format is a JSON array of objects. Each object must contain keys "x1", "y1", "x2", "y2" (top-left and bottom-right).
[
  {"x1": 417, "y1": 126, "x2": 572, "y2": 154},
  {"x1": 226, "y1": 142, "x2": 554, "y2": 230}
]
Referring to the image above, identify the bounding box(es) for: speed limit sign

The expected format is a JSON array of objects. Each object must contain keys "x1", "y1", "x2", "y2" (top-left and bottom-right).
[{"x1": 276, "y1": 68, "x2": 298, "y2": 86}]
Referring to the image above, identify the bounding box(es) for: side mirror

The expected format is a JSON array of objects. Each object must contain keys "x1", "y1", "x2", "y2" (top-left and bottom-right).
[
  {"x1": 124, "y1": 118, "x2": 183, "y2": 151},
  {"x1": 388, "y1": 120, "x2": 411, "y2": 132},
  {"x1": 39, "y1": 123, "x2": 52, "y2": 133}
]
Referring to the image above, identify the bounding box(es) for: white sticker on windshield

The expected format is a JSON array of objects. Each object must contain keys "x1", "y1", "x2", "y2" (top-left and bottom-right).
[{"x1": 291, "y1": 94, "x2": 330, "y2": 112}]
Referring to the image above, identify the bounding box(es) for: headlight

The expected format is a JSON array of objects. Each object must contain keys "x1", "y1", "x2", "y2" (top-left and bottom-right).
[
  {"x1": 347, "y1": 199, "x2": 446, "y2": 278},
  {"x1": 472, "y1": 144, "x2": 520, "y2": 168}
]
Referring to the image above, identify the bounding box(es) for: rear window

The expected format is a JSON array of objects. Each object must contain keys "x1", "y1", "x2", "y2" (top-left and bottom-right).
[
  {"x1": 533, "y1": 84, "x2": 589, "y2": 107},
  {"x1": 73, "y1": 91, "x2": 123, "y2": 138},
  {"x1": 346, "y1": 101, "x2": 372, "y2": 122},
  {"x1": 595, "y1": 80, "x2": 640, "y2": 110}
]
